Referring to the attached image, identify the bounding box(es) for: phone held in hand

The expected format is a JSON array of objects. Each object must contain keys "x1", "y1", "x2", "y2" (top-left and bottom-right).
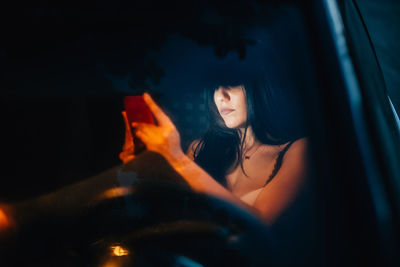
[
  {"x1": 124, "y1": 96, "x2": 155, "y2": 125},
  {"x1": 124, "y1": 96, "x2": 155, "y2": 155}
]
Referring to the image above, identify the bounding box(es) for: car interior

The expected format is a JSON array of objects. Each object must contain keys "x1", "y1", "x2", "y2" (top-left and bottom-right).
[{"x1": 1, "y1": 1, "x2": 399, "y2": 266}]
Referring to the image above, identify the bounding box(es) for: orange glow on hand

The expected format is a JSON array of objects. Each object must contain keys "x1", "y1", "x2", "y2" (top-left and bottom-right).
[
  {"x1": 120, "y1": 111, "x2": 136, "y2": 164},
  {"x1": 111, "y1": 245, "x2": 129, "y2": 256}
]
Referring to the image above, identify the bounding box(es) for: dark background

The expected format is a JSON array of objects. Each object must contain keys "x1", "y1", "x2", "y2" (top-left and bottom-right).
[{"x1": 1, "y1": 0, "x2": 399, "y2": 201}]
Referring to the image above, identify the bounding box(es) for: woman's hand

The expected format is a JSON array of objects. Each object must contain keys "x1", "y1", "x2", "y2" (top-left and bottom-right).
[
  {"x1": 119, "y1": 111, "x2": 136, "y2": 164},
  {"x1": 132, "y1": 93, "x2": 184, "y2": 161}
]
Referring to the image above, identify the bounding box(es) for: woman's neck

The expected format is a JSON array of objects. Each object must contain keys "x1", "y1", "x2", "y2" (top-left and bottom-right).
[{"x1": 239, "y1": 126, "x2": 260, "y2": 149}]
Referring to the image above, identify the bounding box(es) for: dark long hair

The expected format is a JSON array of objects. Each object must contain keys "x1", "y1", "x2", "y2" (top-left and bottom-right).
[{"x1": 193, "y1": 50, "x2": 305, "y2": 187}]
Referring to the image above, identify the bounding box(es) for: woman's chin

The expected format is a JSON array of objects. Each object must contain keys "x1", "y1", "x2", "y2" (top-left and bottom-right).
[{"x1": 224, "y1": 121, "x2": 245, "y2": 129}]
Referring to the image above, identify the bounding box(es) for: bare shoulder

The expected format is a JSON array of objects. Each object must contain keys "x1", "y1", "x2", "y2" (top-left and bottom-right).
[
  {"x1": 285, "y1": 138, "x2": 308, "y2": 159},
  {"x1": 252, "y1": 137, "x2": 309, "y2": 223},
  {"x1": 268, "y1": 138, "x2": 308, "y2": 186},
  {"x1": 277, "y1": 137, "x2": 308, "y2": 173}
]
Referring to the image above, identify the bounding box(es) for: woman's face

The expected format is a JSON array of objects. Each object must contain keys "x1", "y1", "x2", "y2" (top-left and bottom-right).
[{"x1": 214, "y1": 86, "x2": 247, "y2": 128}]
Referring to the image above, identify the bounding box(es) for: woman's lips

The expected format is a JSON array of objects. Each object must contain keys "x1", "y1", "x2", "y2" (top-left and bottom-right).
[{"x1": 220, "y1": 108, "x2": 235, "y2": 115}]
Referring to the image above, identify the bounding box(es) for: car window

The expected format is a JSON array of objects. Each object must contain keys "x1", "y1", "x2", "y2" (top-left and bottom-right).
[
  {"x1": 1, "y1": 1, "x2": 399, "y2": 267},
  {"x1": 1, "y1": 2, "x2": 312, "y2": 200}
]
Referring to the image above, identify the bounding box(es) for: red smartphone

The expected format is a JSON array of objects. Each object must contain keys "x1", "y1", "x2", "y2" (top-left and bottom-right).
[
  {"x1": 124, "y1": 96, "x2": 155, "y2": 125},
  {"x1": 124, "y1": 96, "x2": 154, "y2": 155}
]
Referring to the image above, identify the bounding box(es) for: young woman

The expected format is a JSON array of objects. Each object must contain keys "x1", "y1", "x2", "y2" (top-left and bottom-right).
[
  {"x1": 120, "y1": 78, "x2": 308, "y2": 225},
  {"x1": 0, "y1": 71, "x2": 307, "y2": 241}
]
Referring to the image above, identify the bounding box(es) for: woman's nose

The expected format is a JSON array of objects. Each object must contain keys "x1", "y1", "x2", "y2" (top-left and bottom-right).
[{"x1": 215, "y1": 88, "x2": 230, "y2": 102}]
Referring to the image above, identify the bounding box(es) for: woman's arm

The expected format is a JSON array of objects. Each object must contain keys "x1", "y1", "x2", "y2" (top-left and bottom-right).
[
  {"x1": 171, "y1": 139, "x2": 308, "y2": 224},
  {"x1": 165, "y1": 149, "x2": 249, "y2": 205},
  {"x1": 135, "y1": 93, "x2": 308, "y2": 224},
  {"x1": 134, "y1": 94, "x2": 256, "y2": 211}
]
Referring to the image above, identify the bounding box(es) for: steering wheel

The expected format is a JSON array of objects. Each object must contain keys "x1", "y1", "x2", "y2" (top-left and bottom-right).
[{"x1": 2, "y1": 176, "x2": 279, "y2": 266}]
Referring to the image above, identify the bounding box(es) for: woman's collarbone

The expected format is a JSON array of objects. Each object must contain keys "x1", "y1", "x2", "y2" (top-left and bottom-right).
[
  {"x1": 228, "y1": 155, "x2": 276, "y2": 193},
  {"x1": 228, "y1": 144, "x2": 288, "y2": 195}
]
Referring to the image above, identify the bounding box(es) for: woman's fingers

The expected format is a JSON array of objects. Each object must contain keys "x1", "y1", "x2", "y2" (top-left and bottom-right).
[
  {"x1": 143, "y1": 92, "x2": 173, "y2": 126},
  {"x1": 133, "y1": 128, "x2": 146, "y2": 141},
  {"x1": 119, "y1": 151, "x2": 135, "y2": 164},
  {"x1": 131, "y1": 121, "x2": 144, "y2": 129},
  {"x1": 122, "y1": 111, "x2": 133, "y2": 138},
  {"x1": 121, "y1": 111, "x2": 134, "y2": 155},
  {"x1": 131, "y1": 109, "x2": 182, "y2": 158},
  {"x1": 122, "y1": 111, "x2": 130, "y2": 129},
  {"x1": 133, "y1": 128, "x2": 152, "y2": 149},
  {"x1": 132, "y1": 122, "x2": 169, "y2": 146},
  {"x1": 131, "y1": 122, "x2": 154, "y2": 138}
]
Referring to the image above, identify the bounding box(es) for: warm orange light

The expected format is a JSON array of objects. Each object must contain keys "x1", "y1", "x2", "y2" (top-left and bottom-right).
[
  {"x1": 111, "y1": 245, "x2": 129, "y2": 256},
  {"x1": 101, "y1": 262, "x2": 118, "y2": 267},
  {"x1": 0, "y1": 208, "x2": 11, "y2": 231},
  {"x1": 102, "y1": 187, "x2": 134, "y2": 199}
]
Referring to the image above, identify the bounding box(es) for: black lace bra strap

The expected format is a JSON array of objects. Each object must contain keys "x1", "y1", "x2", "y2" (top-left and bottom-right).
[{"x1": 264, "y1": 141, "x2": 295, "y2": 186}]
